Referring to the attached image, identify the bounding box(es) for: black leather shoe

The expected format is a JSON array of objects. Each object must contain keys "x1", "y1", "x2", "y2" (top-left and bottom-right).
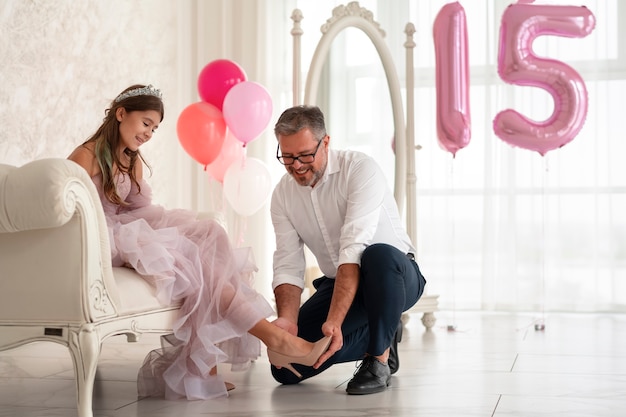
[
  {"x1": 388, "y1": 320, "x2": 403, "y2": 375},
  {"x1": 346, "y1": 356, "x2": 391, "y2": 395}
]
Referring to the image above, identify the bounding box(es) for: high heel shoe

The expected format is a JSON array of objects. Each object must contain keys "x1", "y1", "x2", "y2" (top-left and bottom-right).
[{"x1": 267, "y1": 336, "x2": 332, "y2": 378}]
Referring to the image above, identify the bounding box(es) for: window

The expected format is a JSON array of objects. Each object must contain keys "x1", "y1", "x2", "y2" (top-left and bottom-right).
[{"x1": 283, "y1": 0, "x2": 626, "y2": 311}]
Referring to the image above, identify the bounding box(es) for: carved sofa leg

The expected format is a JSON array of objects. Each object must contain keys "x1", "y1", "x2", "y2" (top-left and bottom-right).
[{"x1": 68, "y1": 324, "x2": 101, "y2": 417}]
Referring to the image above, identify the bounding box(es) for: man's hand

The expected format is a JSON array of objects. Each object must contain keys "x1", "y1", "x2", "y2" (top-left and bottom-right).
[
  {"x1": 311, "y1": 263, "x2": 359, "y2": 368},
  {"x1": 313, "y1": 321, "x2": 343, "y2": 368},
  {"x1": 271, "y1": 316, "x2": 298, "y2": 336}
]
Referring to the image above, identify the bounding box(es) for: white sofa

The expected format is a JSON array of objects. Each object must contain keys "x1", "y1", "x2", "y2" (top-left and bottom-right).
[{"x1": 0, "y1": 158, "x2": 220, "y2": 417}]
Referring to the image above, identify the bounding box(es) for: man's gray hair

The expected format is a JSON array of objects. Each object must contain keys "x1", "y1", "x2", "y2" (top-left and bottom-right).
[{"x1": 274, "y1": 105, "x2": 327, "y2": 140}]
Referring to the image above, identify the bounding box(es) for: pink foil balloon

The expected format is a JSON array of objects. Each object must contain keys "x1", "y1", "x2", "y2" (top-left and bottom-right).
[
  {"x1": 433, "y1": 1, "x2": 471, "y2": 157},
  {"x1": 197, "y1": 59, "x2": 247, "y2": 111},
  {"x1": 223, "y1": 81, "x2": 273, "y2": 146},
  {"x1": 494, "y1": 3, "x2": 596, "y2": 156}
]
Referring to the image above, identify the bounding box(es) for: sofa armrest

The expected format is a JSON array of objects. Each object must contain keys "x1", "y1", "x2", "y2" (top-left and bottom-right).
[
  {"x1": 0, "y1": 159, "x2": 93, "y2": 232},
  {"x1": 0, "y1": 159, "x2": 120, "y2": 320}
]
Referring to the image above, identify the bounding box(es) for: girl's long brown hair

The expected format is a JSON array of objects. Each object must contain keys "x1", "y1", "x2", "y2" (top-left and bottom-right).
[{"x1": 82, "y1": 84, "x2": 164, "y2": 206}]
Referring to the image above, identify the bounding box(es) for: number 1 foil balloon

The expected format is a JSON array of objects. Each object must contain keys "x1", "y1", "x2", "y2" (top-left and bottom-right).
[
  {"x1": 433, "y1": 1, "x2": 471, "y2": 157},
  {"x1": 494, "y1": 2, "x2": 596, "y2": 156}
]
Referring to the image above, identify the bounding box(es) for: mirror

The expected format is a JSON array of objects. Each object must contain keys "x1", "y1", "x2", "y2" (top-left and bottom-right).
[
  {"x1": 314, "y1": 27, "x2": 397, "y2": 190},
  {"x1": 300, "y1": 4, "x2": 407, "y2": 211}
]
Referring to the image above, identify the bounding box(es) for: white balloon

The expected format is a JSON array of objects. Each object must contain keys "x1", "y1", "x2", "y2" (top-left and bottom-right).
[{"x1": 223, "y1": 157, "x2": 272, "y2": 217}]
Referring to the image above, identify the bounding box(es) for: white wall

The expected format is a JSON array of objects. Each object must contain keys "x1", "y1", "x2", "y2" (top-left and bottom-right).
[
  {"x1": 0, "y1": 0, "x2": 278, "y2": 302},
  {"x1": 0, "y1": 0, "x2": 188, "y2": 206}
]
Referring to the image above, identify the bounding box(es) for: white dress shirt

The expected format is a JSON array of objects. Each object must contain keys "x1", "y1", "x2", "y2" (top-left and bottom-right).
[{"x1": 271, "y1": 149, "x2": 415, "y2": 290}]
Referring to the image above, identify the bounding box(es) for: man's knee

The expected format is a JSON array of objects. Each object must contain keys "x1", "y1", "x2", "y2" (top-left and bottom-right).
[
  {"x1": 361, "y1": 243, "x2": 397, "y2": 273},
  {"x1": 271, "y1": 365, "x2": 302, "y2": 385},
  {"x1": 362, "y1": 243, "x2": 392, "y2": 258}
]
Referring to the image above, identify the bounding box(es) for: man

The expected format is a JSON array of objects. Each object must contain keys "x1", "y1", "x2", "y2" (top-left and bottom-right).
[{"x1": 269, "y1": 105, "x2": 426, "y2": 395}]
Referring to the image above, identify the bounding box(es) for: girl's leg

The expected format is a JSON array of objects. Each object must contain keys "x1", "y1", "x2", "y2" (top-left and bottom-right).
[{"x1": 248, "y1": 319, "x2": 317, "y2": 357}]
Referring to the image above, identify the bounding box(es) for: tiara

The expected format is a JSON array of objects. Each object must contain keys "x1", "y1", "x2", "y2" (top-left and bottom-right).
[{"x1": 114, "y1": 84, "x2": 162, "y2": 103}]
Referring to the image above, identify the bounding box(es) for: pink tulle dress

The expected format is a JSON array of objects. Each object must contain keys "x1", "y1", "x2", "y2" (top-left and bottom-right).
[{"x1": 92, "y1": 172, "x2": 274, "y2": 400}]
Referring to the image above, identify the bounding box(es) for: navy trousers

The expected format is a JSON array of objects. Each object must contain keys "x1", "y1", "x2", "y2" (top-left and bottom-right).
[{"x1": 271, "y1": 243, "x2": 426, "y2": 384}]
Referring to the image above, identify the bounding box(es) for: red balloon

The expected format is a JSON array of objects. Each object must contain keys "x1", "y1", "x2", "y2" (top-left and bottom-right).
[
  {"x1": 176, "y1": 102, "x2": 226, "y2": 168},
  {"x1": 197, "y1": 59, "x2": 247, "y2": 111}
]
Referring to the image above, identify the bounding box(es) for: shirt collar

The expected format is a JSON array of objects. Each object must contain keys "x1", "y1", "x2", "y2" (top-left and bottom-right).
[{"x1": 316, "y1": 148, "x2": 339, "y2": 188}]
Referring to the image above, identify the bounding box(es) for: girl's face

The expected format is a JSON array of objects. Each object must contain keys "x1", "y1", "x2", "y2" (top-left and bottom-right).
[{"x1": 115, "y1": 108, "x2": 160, "y2": 153}]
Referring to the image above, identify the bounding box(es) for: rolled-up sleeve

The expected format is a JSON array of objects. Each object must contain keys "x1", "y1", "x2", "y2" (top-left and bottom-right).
[
  {"x1": 271, "y1": 185, "x2": 306, "y2": 290},
  {"x1": 338, "y1": 157, "x2": 385, "y2": 266}
]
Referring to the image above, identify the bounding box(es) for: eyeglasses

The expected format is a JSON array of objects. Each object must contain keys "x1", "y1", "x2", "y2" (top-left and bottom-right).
[{"x1": 276, "y1": 139, "x2": 324, "y2": 165}]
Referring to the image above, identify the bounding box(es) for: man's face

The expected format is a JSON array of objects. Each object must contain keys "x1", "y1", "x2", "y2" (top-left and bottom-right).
[{"x1": 277, "y1": 128, "x2": 328, "y2": 188}]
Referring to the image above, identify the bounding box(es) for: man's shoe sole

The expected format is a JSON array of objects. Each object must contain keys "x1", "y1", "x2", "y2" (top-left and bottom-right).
[{"x1": 346, "y1": 381, "x2": 390, "y2": 395}]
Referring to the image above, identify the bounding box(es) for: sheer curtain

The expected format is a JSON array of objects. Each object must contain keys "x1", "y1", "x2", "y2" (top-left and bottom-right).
[{"x1": 270, "y1": 0, "x2": 626, "y2": 312}]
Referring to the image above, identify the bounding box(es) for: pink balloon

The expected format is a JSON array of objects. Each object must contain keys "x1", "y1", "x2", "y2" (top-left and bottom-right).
[
  {"x1": 433, "y1": 1, "x2": 471, "y2": 157},
  {"x1": 206, "y1": 129, "x2": 246, "y2": 183},
  {"x1": 223, "y1": 157, "x2": 272, "y2": 217},
  {"x1": 197, "y1": 59, "x2": 247, "y2": 110},
  {"x1": 494, "y1": 3, "x2": 595, "y2": 156},
  {"x1": 222, "y1": 81, "x2": 273, "y2": 146},
  {"x1": 176, "y1": 102, "x2": 226, "y2": 168}
]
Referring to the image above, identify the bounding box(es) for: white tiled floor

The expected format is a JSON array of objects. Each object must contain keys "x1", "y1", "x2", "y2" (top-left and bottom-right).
[{"x1": 1, "y1": 311, "x2": 625, "y2": 416}]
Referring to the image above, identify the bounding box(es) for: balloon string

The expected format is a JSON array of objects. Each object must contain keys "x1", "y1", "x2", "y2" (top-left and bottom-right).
[
  {"x1": 233, "y1": 215, "x2": 248, "y2": 248},
  {"x1": 231, "y1": 157, "x2": 248, "y2": 248},
  {"x1": 448, "y1": 156, "x2": 457, "y2": 331},
  {"x1": 539, "y1": 155, "x2": 549, "y2": 329},
  {"x1": 220, "y1": 181, "x2": 227, "y2": 214},
  {"x1": 205, "y1": 175, "x2": 219, "y2": 213},
  {"x1": 219, "y1": 179, "x2": 226, "y2": 214},
  {"x1": 236, "y1": 157, "x2": 244, "y2": 216}
]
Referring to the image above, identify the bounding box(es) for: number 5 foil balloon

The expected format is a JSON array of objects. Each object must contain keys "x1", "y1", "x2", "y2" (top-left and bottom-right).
[
  {"x1": 494, "y1": 2, "x2": 596, "y2": 156},
  {"x1": 433, "y1": 1, "x2": 471, "y2": 157}
]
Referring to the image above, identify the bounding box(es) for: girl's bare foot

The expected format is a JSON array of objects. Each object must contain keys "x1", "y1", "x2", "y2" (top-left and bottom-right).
[{"x1": 271, "y1": 331, "x2": 315, "y2": 357}]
